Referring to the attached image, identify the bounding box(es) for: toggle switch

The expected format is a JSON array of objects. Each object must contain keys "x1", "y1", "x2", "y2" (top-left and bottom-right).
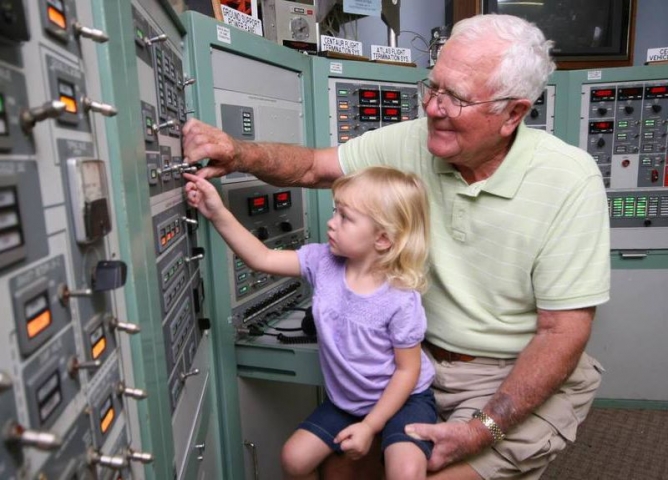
[
  {"x1": 126, "y1": 447, "x2": 154, "y2": 464},
  {"x1": 59, "y1": 261, "x2": 128, "y2": 303},
  {"x1": 182, "y1": 216, "x2": 198, "y2": 226},
  {"x1": 185, "y1": 247, "x2": 205, "y2": 263},
  {"x1": 180, "y1": 369, "x2": 200, "y2": 383},
  {"x1": 116, "y1": 382, "x2": 147, "y2": 400},
  {"x1": 20, "y1": 100, "x2": 66, "y2": 133},
  {"x1": 178, "y1": 77, "x2": 196, "y2": 90},
  {"x1": 83, "y1": 97, "x2": 117, "y2": 117},
  {"x1": 152, "y1": 119, "x2": 175, "y2": 133},
  {"x1": 67, "y1": 357, "x2": 101, "y2": 377},
  {"x1": 107, "y1": 316, "x2": 141, "y2": 335},
  {"x1": 144, "y1": 33, "x2": 167, "y2": 46},
  {"x1": 87, "y1": 447, "x2": 128, "y2": 470},
  {"x1": 73, "y1": 22, "x2": 108, "y2": 43},
  {"x1": 3, "y1": 420, "x2": 62, "y2": 451}
]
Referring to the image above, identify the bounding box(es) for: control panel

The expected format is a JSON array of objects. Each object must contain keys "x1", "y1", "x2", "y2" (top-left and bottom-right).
[
  {"x1": 524, "y1": 86, "x2": 556, "y2": 133},
  {"x1": 209, "y1": 47, "x2": 312, "y2": 332},
  {"x1": 580, "y1": 78, "x2": 668, "y2": 248},
  {"x1": 328, "y1": 78, "x2": 421, "y2": 145},
  {"x1": 0, "y1": 0, "x2": 148, "y2": 478}
]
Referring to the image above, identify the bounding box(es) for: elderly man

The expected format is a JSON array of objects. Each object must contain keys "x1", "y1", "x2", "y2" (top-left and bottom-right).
[{"x1": 182, "y1": 14, "x2": 610, "y2": 479}]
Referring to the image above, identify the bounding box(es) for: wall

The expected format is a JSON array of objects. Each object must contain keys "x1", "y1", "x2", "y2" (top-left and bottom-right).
[{"x1": 632, "y1": 0, "x2": 668, "y2": 65}]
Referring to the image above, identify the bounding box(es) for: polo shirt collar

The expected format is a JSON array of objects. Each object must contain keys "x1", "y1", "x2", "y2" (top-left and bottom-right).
[{"x1": 432, "y1": 122, "x2": 535, "y2": 199}]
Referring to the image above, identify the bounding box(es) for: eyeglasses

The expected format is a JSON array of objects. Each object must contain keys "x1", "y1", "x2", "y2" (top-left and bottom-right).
[{"x1": 417, "y1": 79, "x2": 518, "y2": 118}]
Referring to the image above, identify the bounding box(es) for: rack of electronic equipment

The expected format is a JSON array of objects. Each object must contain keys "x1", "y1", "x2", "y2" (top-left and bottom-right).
[{"x1": 1, "y1": 1, "x2": 667, "y2": 479}]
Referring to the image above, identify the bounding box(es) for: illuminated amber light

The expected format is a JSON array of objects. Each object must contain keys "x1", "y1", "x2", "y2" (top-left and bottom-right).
[
  {"x1": 92, "y1": 337, "x2": 106, "y2": 359},
  {"x1": 100, "y1": 406, "x2": 115, "y2": 433},
  {"x1": 47, "y1": 6, "x2": 66, "y2": 29},
  {"x1": 60, "y1": 95, "x2": 77, "y2": 114},
  {"x1": 27, "y1": 310, "x2": 52, "y2": 339}
]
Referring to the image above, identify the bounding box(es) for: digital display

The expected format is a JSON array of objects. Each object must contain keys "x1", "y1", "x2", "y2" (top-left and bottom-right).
[
  {"x1": 381, "y1": 90, "x2": 401, "y2": 106},
  {"x1": 273, "y1": 191, "x2": 292, "y2": 210},
  {"x1": 618, "y1": 87, "x2": 643, "y2": 100},
  {"x1": 25, "y1": 293, "x2": 51, "y2": 339},
  {"x1": 99, "y1": 396, "x2": 115, "y2": 434},
  {"x1": 37, "y1": 370, "x2": 62, "y2": 423},
  {"x1": 57, "y1": 80, "x2": 77, "y2": 114},
  {"x1": 248, "y1": 194, "x2": 269, "y2": 216},
  {"x1": 90, "y1": 324, "x2": 107, "y2": 360},
  {"x1": 645, "y1": 85, "x2": 668, "y2": 98},
  {"x1": 590, "y1": 89, "x2": 615, "y2": 102},
  {"x1": 359, "y1": 89, "x2": 380, "y2": 105},
  {"x1": 359, "y1": 106, "x2": 380, "y2": 122},
  {"x1": 589, "y1": 121, "x2": 614, "y2": 134},
  {"x1": 382, "y1": 107, "x2": 401, "y2": 123}
]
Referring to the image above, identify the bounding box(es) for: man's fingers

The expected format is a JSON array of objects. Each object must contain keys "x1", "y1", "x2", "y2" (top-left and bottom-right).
[{"x1": 404, "y1": 423, "x2": 435, "y2": 441}]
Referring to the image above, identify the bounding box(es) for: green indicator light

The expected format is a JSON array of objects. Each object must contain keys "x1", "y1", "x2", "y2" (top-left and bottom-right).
[
  {"x1": 645, "y1": 119, "x2": 656, "y2": 126},
  {"x1": 618, "y1": 121, "x2": 628, "y2": 128},
  {"x1": 0, "y1": 94, "x2": 4, "y2": 113},
  {"x1": 136, "y1": 28, "x2": 144, "y2": 39},
  {"x1": 338, "y1": 90, "x2": 348, "y2": 95}
]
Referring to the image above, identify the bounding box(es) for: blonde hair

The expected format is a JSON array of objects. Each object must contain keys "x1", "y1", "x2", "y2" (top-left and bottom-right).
[{"x1": 332, "y1": 166, "x2": 430, "y2": 292}]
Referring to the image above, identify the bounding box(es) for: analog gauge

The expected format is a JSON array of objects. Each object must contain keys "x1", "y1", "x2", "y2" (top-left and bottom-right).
[
  {"x1": 290, "y1": 16, "x2": 310, "y2": 41},
  {"x1": 80, "y1": 160, "x2": 105, "y2": 202}
]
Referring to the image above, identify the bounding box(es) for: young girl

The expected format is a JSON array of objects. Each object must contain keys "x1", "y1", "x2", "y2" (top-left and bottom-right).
[{"x1": 183, "y1": 166, "x2": 436, "y2": 480}]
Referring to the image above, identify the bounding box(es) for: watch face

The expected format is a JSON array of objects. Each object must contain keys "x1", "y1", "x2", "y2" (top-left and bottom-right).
[{"x1": 290, "y1": 16, "x2": 309, "y2": 41}]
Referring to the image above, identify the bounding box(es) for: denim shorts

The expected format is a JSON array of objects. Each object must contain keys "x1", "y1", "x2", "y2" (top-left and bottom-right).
[{"x1": 298, "y1": 389, "x2": 437, "y2": 459}]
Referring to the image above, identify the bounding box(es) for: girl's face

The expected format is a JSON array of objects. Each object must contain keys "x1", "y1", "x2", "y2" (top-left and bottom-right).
[{"x1": 326, "y1": 195, "x2": 383, "y2": 261}]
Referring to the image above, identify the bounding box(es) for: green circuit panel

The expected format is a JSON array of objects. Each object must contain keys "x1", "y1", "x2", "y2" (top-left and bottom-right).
[{"x1": 181, "y1": 11, "x2": 320, "y2": 479}]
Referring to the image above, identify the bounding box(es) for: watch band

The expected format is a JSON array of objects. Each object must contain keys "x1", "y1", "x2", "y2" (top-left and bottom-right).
[{"x1": 472, "y1": 409, "x2": 506, "y2": 444}]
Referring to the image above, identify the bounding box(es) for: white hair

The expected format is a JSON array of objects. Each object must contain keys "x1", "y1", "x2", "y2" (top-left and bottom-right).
[{"x1": 450, "y1": 14, "x2": 555, "y2": 110}]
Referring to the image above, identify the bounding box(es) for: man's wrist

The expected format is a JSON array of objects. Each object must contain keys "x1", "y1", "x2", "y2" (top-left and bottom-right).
[{"x1": 471, "y1": 409, "x2": 506, "y2": 444}]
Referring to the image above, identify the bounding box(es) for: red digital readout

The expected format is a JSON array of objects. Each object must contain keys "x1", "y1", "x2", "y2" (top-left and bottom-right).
[
  {"x1": 593, "y1": 121, "x2": 613, "y2": 129},
  {"x1": 362, "y1": 107, "x2": 379, "y2": 115},
  {"x1": 384, "y1": 108, "x2": 399, "y2": 116},
  {"x1": 383, "y1": 91, "x2": 399, "y2": 99},
  {"x1": 253, "y1": 197, "x2": 265, "y2": 207},
  {"x1": 619, "y1": 87, "x2": 642, "y2": 96},
  {"x1": 276, "y1": 192, "x2": 289, "y2": 201},
  {"x1": 649, "y1": 86, "x2": 667, "y2": 94},
  {"x1": 593, "y1": 89, "x2": 614, "y2": 97},
  {"x1": 360, "y1": 90, "x2": 379, "y2": 98}
]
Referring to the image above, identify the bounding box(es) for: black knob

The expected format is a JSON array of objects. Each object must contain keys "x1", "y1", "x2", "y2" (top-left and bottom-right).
[
  {"x1": 652, "y1": 104, "x2": 662, "y2": 113},
  {"x1": 597, "y1": 137, "x2": 606, "y2": 148},
  {"x1": 597, "y1": 107, "x2": 608, "y2": 116},
  {"x1": 624, "y1": 105, "x2": 634, "y2": 114},
  {"x1": 530, "y1": 108, "x2": 539, "y2": 119},
  {"x1": 256, "y1": 226, "x2": 269, "y2": 240},
  {"x1": 644, "y1": 219, "x2": 652, "y2": 227},
  {"x1": 279, "y1": 221, "x2": 293, "y2": 233}
]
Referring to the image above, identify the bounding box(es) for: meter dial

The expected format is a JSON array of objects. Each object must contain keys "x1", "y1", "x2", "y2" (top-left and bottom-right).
[
  {"x1": 290, "y1": 16, "x2": 310, "y2": 41},
  {"x1": 80, "y1": 160, "x2": 105, "y2": 202},
  {"x1": 66, "y1": 158, "x2": 111, "y2": 244}
]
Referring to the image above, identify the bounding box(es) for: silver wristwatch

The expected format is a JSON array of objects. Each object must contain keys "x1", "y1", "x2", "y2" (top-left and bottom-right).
[{"x1": 472, "y1": 409, "x2": 506, "y2": 444}]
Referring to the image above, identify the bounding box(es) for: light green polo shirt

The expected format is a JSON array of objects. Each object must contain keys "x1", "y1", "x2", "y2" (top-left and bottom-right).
[{"x1": 339, "y1": 118, "x2": 610, "y2": 358}]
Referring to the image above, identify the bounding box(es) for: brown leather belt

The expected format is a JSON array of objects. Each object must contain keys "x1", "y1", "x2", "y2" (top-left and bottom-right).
[{"x1": 425, "y1": 341, "x2": 476, "y2": 363}]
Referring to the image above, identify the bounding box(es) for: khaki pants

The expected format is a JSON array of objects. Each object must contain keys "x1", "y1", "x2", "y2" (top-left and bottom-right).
[{"x1": 427, "y1": 351, "x2": 603, "y2": 480}]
